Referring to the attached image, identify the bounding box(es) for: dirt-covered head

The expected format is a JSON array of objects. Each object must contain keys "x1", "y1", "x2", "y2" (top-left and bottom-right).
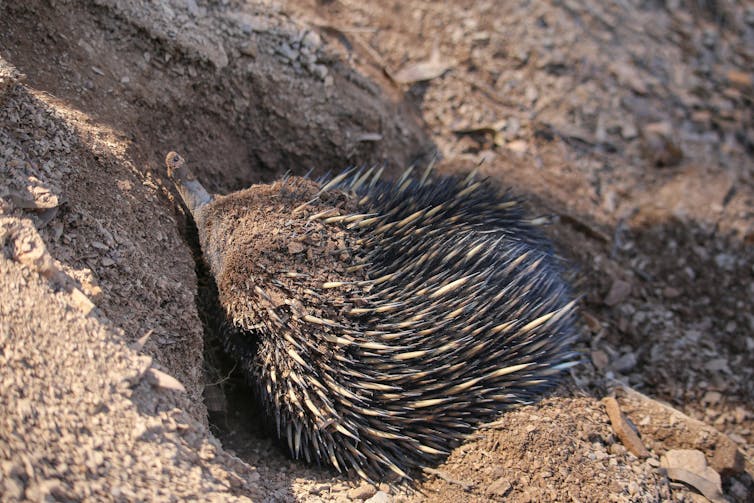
[{"x1": 166, "y1": 151, "x2": 213, "y2": 215}]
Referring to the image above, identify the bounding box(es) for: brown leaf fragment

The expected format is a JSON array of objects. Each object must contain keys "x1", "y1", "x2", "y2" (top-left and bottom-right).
[{"x1": 602, "y1": 396, "x2": 650, "y2": 458}]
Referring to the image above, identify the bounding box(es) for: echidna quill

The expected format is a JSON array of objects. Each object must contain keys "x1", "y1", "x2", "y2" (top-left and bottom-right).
[{"x1": 166, "y1": 151, "x2": 579, "y2": 482}]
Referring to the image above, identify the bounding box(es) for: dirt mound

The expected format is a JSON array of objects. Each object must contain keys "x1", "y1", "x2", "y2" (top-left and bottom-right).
[{"x1": 1, "y1": 0, "x2": 752, "y2": 501}]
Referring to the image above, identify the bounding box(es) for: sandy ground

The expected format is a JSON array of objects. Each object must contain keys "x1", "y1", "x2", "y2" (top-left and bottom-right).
[{"x1": 1, "y1": 0, "x2": 753, "y2": 501}]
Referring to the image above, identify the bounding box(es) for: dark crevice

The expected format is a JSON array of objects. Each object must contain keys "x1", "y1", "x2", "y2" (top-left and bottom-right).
[{"x1": 176, "y1": 206, "x2": 271, "y2": 445}]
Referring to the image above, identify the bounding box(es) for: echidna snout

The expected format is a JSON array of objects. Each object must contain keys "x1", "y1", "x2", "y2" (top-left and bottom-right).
[{"x1": 167, "y1": 153, "x2": 580, "y2": 482}]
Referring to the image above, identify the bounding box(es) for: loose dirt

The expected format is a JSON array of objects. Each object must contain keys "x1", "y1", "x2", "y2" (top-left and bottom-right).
[{"x1": 1, "y1": 0, "x2": 752, "y2": 501}]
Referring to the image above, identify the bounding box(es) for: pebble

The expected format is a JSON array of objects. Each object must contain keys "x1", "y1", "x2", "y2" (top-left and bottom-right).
[
  {"x1": 662, "y1": 287, "x2": 681, "y2": 299},
  {"x1": 487, "y1": 477, "x2": 512, "y2": 497},
  {"x1": 713, "y1": 253, "x2": 735, "y2": 271},
  {"x1": 621, "y1": 120, "x2": 638, "y2": 140},
  {"x1": 710, "y1": 440, "x2": 744, "y2": 477},
  {"x1": 726, "y1": 69, "x2": 752, "y2": 91},
  {"x1": 506, "y1": 139, "x2": 528, "y2": 154},
  {"x1": 365, "y1": 491, "x2": 391, "y2": 503},
  {"x1": 590, "y1": 350, "x2": 609, "y2": 370},
  {"x1": 525, "y1": 85, "x2": 539, "y2": 103},
  {"x1": 309, "y1": 483, "x2": 329, "y2": 495},
  {"x1": 701, "y1": 391, "x2": 721, "y2": 406},
  {"x1": 604, "y1": 279, "x2": 631, "y2": 306},
  {"x1": 641, "y1": 122, "x2": 683, "y2": 167},
  {"x1": 347, "y1": 482, "x2": 376, "y2": 501},
  {"x1": 612, "y1": 352, "x2": 637, "y2": 373},
  {"x1": 610, "y1": 443, "x2": 627, "y2": 456}
]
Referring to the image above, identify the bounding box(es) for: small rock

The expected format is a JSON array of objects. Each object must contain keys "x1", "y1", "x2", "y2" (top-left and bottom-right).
[
  {"x1": 621, "y1": 120, "x2": 638, "y2": 140},
  {"x1": 710, "y1": 440, "x2": 744, "y2": 477},
  {"x1": 726, "y1": 69, "x2": 752, "y2": 91},
  {"x1": 611, "y1": 62, "x2": 648, "y2": 94},
  {"x1": 487, "y1": 477, "x2": 512, "y2": 497},
  {"x1": 591, "y1": 350, "x2": 609, "y2": 370},
  {"x1": 733, "y1": 406, "x2": 748, "y2": 424},
  {"x1": 505, "y1": 116, "x2": 520, "y2": 138},
  {"x1": 582, "y1": 311, "x2": 602, "y2": 333},
  {"x1": 611, "y1": 352, "x2": 637, "y2": 373},
  {"x1": 309, "y1": 484, "x2": 330, "y2": 495},
  {"x1": 525, "y1": 85, "x2": 539, "y2": 103},
  {"x1": 347, "y1": 482, "x2": 376, "y2": 500},
  {"x1": 287, "y1": 241, "x2": 305, "y2": 254},
  {"x1": 713, "y1": 253, "x2": 735, "y2": 271},
  {"x1": 69, "y1": 288, "x2": 96, "y2": 316},
  {"x1": 702, "y1": 391, "x2": 721, "y2": 406},
  {"x1": 365, "y1": 491, "x2": 391, "y2": 503},
  {"x1": 704, "y1": 358, "x2": 730, "y2": 373},
  {"x1": 662, "y1": 286, "x2": 681, "y2": 298},
  {"x1": 311, "y1": 64, "x2": 328, "y2": 80},
  {"x1": 609, "y1": 443, "x2": 626, "y2": 455},
  {"x1": 691, "y1": 110, "x2": 711, "y2": 124},
  {"x1": 641, "y1": 122, "x2": 682, "y2": 167},
  {"x1": 239, "y1": 42, "x2": 258, "y2": 58},
  {"x1": 604, "y1": 279, "x2": 631, "y2": 306},
  {"x1": 506, "y1": 139, "x2": 527, "y2": 154}
]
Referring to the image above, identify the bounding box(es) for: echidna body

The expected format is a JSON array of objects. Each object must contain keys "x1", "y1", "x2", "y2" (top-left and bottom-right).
[{"x1": 167, "y1": 152, "x2": 579, "y2": 482}]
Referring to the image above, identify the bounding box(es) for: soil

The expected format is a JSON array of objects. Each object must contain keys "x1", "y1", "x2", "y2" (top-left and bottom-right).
[{"x1": 1, "y1": 0, "x2": 753, "y2": 502}]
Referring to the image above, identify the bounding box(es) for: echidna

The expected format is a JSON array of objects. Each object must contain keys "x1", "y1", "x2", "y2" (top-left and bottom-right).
[{"x1": 166, "y1": 152, "x2": 579, "y2": 482}]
